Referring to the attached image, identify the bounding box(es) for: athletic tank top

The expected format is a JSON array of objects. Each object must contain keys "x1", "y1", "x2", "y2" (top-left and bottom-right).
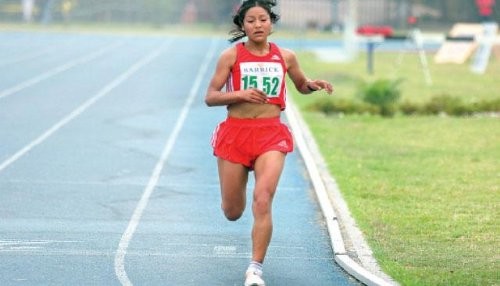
[{"x1": 226, "y1": 42, "x2": 287, "y2": 110}]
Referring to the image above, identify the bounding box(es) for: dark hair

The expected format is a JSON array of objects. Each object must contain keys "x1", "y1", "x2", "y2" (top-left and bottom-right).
[{"x1": 229, "y1": 0, "x2": 280, "y2": 43}]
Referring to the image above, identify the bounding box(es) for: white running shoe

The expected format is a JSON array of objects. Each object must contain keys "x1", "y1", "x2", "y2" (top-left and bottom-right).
[{"x1": 244, "y1": 270, "x2": 265, "y2": 286}]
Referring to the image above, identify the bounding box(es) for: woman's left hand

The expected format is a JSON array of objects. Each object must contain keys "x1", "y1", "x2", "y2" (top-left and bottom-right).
[{"x1": 307, "y1": 80, "x2": 334, "y2": 95}]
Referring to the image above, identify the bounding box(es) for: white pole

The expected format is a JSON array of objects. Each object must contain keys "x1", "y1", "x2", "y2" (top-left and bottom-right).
[
  {"x1": 22, "y1": 0, "x2": 34, "y2": 23},
  {"x1": 412, "y1": 28, "x2": 433, "y2": 85},
  {"x1": 344, "y1": 0, "x2": 358, "y2": 59},
  {"x1": 471, "y1": 22, "x2": 498, "y2": 74}
]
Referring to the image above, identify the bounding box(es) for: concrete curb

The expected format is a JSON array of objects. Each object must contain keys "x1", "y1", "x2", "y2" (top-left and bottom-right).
[{"x1": 285, "y1": 100, "x2": 398, "y2": 286}]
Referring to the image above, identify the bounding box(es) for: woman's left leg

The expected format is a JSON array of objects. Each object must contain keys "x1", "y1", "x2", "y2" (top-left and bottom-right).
[{"x1": 251, "y1": 150, "x2": 286, "y2": 263}]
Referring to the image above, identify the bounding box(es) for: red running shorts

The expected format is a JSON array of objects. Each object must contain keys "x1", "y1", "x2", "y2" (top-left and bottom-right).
[{"x1": 211, "y1": 117, "x2": 294, "y2": 169}]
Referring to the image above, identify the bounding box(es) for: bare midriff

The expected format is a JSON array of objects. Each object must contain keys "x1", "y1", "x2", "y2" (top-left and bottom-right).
[{"x1": 227, "y1": 102, "x2": 281, "y2": 119}]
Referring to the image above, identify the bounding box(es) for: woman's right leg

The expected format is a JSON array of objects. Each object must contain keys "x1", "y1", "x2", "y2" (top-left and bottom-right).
[{"x1": 217, "y1": 158, "x2": 249, "y2": 221}]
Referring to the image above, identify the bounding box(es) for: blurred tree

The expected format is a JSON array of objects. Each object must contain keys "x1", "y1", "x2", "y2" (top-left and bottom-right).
[
  {"x1": 144, "y1": 0, "x2": 183, "y2": 25},
  {"x1": 2, "y1": 0, "x2": 496, "y2": 26},
  {"x1": 194, "y1": 0, "x2": 239, "y2": 23},
  {"x1": 426, "y1": 0, "x2": 478, "y2": 22},
  {"x1": 393, "y1": 0, "x2": 488, "y2": 27}
]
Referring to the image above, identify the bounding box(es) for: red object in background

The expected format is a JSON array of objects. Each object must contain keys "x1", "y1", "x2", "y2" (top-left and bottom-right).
[
  {"x1": 407, "y1": 16, "x2": 418, "y2": 25},
  {"x1": 476, "y1": 0, "x2": 496, "y2": 16},
  {"x1": 356, "y1": 25, "x2": 394, "y2": 37}
]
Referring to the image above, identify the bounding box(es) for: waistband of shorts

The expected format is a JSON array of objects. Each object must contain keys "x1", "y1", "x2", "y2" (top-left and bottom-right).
[{"x1": 224, "y1": 116, "x2": 281, "y2": 126}]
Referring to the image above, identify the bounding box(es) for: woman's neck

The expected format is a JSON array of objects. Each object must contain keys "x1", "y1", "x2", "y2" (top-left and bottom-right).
[{"x1": 244, "y1": 41, "x2": 270, "y2": 56}]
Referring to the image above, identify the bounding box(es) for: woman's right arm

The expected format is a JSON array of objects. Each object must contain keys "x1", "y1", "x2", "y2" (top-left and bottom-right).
[{"x1": 205, "y1": 48, "x2": 268, "y2": 107}]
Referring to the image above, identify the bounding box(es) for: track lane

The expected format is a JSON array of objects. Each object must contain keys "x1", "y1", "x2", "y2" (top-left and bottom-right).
[{"x1": 0, "y1": 32, "x2": 360, "y2": 286}]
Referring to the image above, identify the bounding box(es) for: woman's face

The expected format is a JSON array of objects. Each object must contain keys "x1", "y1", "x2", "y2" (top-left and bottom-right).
[{"x1": 242, "y1": 6, "x2": 272, "y2": 43}]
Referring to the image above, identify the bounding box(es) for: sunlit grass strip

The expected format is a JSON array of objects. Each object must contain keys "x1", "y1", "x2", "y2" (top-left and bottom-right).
[{"x1": 291, "y1": 50, "x2": 499, "y2": 285}]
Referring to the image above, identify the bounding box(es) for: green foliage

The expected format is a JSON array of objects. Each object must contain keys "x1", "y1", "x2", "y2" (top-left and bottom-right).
[
  {"x1": 476, "y1": 97, "x2": 500, "y2": 113},
  {"x1": 398, "y1": 100, "x2": 423, "y2": 115},
  {"x1": 307, "y1": 95, "x2": 500, "y2": 117},
  {"x1": 423, "y1": 95, "x2": 469, "y2": 116},
  {"x1": 143, "y1": 0, "x2": 178, "y2": 25},
  {"x1": 306, "y1": 97, "x2": 376, "y2": 115},
  {"x1": 357, "y1": 79, "x2": 403, "y2": 117}
]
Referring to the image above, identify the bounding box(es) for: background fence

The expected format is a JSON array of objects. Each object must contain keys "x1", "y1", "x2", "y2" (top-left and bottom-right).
[{"x1": 0, "y1": 0, "x2": 498, "y2": 31}]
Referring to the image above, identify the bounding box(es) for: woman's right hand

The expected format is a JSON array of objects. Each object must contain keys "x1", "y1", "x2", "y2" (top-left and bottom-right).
[{"x1": 238, "y1": 88, "x2": 268, "y2": 104}]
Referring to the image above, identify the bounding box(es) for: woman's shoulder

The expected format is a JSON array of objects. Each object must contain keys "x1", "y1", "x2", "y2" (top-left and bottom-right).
[
  {"x1": 218, "y1": 45, "x2": 238, "y2": 65},
  {"x1": 275, "y1": 45, "x2": 297, "y2": 65},
  {"x1": 220, "y1": 45, "x2": 238, "y2": 57},
  {"x1": 272, "y1": 43, "x2": 295, "y2": 57}
]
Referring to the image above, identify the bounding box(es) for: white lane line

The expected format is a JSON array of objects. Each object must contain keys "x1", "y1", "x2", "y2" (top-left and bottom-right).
[
  {"x1": 114, "y1": 39, "x2": 219, "y2": 286},
  {"x1": 0, "y1": 41, "x2": 170, "y2": 173},
  {"x1": 0, "y1": 36, "x2": 82, "y2": 68},
  {"x1": 0, "y1": 47, "x2": 54, "y2": 68},
  {"x1": 0, "y1": 41, "x2": 124, "y2": 100},
  {"x1": 0, "y1": 239, "x2": 82, "y2": 251}
]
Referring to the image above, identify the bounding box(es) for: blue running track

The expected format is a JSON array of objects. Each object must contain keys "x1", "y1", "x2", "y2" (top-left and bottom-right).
[{"x1": 0, "y1": 31, "x2": 361, "y2": 286}]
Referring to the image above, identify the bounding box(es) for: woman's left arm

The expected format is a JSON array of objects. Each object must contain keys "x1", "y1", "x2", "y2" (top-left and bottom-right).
[{"x1": 282, "y1": 48, "x2": 333, "y2": 95}]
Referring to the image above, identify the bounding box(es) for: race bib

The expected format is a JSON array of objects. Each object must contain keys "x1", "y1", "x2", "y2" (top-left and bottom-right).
[{"x1": 239, "y1": 62, "x2": 284, "y2": 98}]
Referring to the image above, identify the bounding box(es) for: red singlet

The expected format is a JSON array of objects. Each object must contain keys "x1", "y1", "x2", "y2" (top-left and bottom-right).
[{"x1": 226, "y1": 42, "x2": 287, "y2": 110}]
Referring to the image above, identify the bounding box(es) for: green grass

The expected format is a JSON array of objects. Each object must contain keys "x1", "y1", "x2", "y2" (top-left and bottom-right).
[
  {"x1": 295, "y1": 50, "x2": 500, "y2": 104},
  {"x1": 290, "y1": 49, "x2": 499, "y2": 285}
]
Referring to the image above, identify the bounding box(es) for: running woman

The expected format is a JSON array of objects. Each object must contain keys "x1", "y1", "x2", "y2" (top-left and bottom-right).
[{"x1": 205, "y1": 1, "x2": 333, "y2": 285}]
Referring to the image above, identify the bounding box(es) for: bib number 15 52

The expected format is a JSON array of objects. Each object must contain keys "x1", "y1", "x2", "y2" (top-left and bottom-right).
[{"x1": 242, "y1": 75, "x2": 280, "y2": 98}]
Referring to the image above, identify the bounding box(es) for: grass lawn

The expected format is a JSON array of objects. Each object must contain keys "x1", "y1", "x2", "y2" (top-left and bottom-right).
[{"x1": 290, "y1": 48, "x2": 499, "y2": 285}]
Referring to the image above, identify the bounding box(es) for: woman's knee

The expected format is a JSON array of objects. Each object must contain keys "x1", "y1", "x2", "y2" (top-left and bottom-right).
[
  {"x1": 222, "y1": 204, "x2": 244, "y2": 221},
  {"x1": 252, "y1": 191, "x2": 273, "y2": 216}
]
